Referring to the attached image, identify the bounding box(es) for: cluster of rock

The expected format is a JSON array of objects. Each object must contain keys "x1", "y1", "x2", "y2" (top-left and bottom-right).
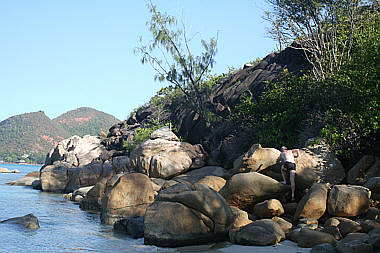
[
  {"x1": 7, "y1": 171, "x2": 41, "y2": 189},
  {"x1": 10, "y1": 126, "x2": 378, "y2": 251},
  {"x1": 39, "y1": 135, "x2": 132, "y2": 193},
  {"x1": 0, "y1": 167, "x2": 20, "y2": 173}
]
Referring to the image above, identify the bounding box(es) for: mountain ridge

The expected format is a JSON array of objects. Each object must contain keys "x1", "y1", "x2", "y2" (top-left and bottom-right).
[{"x1": 0, "y1": 107, "x2": 120, "y2": 164}]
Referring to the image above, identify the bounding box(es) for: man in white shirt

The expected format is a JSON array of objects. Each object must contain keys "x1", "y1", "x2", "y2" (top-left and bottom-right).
[{"x1": 280, "y1": 146, "x2": 299, "y2": 201}]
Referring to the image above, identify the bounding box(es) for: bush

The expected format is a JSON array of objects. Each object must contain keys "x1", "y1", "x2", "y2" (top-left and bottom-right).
[{"x1": 123, "y1": 121, "x2": 169, "y2": 153}]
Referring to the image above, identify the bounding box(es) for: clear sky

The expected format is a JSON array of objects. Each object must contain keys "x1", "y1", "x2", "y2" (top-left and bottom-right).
[{"x1": 0, "y1": 0, "x2": 276, "y2": 122}]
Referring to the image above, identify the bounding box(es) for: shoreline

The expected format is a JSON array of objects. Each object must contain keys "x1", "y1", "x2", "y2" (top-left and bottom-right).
[{"x1": 0, "y1": 162, "x2": 43, "y2": 166}]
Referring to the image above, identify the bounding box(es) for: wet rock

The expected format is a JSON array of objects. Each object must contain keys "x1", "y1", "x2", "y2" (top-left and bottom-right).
[
  {"x1": 113, "y1": 216, "x2": 144, "y2": 239},
  {"x1": 7, "y1": 171, "x2": 40, "y2": 186},
  {"x1": 0, "y1": 213, "x2": 40, "y2": 229},
  {"x1": 0, "y1": 167, "x2": 20, "y2": 173}
]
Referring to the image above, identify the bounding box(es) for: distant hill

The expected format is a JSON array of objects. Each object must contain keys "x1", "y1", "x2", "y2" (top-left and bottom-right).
[
  {"x1": 53, "y1": 107, "x2": 120, "y2": 137},
  {"x1": 0, "y1": 108, "x2": 119, "y2": 164}
]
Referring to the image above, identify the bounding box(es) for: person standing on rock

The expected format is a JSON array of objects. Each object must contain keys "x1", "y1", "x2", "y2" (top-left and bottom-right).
[{"x1": 280, "y1": 146, "x2": 299, "y2": 201}]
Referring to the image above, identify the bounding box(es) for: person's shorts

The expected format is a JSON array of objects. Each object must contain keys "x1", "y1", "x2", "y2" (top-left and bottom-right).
[{"x1": 283, "y1": 161, "x2": 296, "y2": 171}]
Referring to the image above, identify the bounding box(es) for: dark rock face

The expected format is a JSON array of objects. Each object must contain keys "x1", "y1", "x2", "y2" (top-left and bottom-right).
[
  {"x1": 336, "y1": 233, "x2": 373, "y2": 253},
  {"x1": 297, "y1": 228, "x2": 336, "y2": 248},
  {"x1": 101, "y1": 122, "x2": 140, "y2": 153},
  {"x1": 210, "y1": 47, "x2": 308, "y2": 118},
  {"x1": 1, "y1": 213, "x2": 40, "y2": 229},
  {"x1": 229, "y1": 219, "x2": 285, "y2": 246},
  {"x1": 113, "y1": 216, "x2": 144, "y2": 239}
]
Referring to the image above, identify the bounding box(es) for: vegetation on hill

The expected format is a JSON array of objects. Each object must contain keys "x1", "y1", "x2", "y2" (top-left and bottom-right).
[
  {"x1": 0, "y1": 108, "x2": 120, "y2": 164},
  {"x1": 53, "y1": 107, "x2": 120, "y2": 137},
  {"x1": 0, "y1": 111, "x2": 68, "y2": 163}
]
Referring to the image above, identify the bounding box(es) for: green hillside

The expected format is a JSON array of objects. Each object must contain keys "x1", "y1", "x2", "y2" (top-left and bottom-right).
[
  {"x1": 53, "y1": 107, "x2": 120, "y2": 137},
  {"x1": 0, "y1": 111, "x2": 69, "y2": 163},
  {"x1": 0, "y1": 108, "x2": 120, "y2": 164}
]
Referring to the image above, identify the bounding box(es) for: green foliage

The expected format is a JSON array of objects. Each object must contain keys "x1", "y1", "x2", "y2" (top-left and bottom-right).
[
  {"x1": 123, "y1": 120, "x2": 169, "y2": 153},
  {"x1": 54, "y1": 107, "x2": 120, "y2": 137},
  {"x1": 319, "y1": 11, "x2": 380, "y2": 158},
  {"x1": 265, "y1": 0, "x2": 377, "y2": 80},
  {"x1": 233, "y1": 8, "x2": 379, "y2": 158},
  {"x1": 135, "y1": 1, "x2": 218, "y2": 123}
]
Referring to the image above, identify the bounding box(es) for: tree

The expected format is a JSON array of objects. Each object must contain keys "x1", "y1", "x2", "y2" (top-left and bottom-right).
[
  {"x1": 264, "y1": 0, "x2": 378, "y2": 81},
  {"x1": 135, "y1": 2, "x2": 218, "y2": 123}
]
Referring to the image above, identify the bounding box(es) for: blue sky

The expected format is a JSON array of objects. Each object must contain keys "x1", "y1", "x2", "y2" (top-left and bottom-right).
[{"x1": 0, "y1": 0, "x2": 276, "y2": 122}]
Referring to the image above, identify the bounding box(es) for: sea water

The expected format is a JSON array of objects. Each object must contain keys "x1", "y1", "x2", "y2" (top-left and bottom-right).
[{"x1": 0, "y1": 164, "x2": 160, "y2": 253}]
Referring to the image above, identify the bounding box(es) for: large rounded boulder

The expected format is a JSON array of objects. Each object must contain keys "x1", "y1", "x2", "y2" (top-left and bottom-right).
[
  {"x1": 130, "y1": 128, "x2": 206, "y2": 179},
  {"x1": 0, "y1": 213, "x2": 40, "y2": 229},
  {"x1": 229, "y1": 219, "x2": 285, "y2": 246},
  {"x1": 231, "y1": 144, "x2": 281, "y2": 174},
  {"x1": 143, "y1": 182, "x2": 234, "y2": 247},
  {"x1": 80, "y1": 174, "x2": 123, "y2": 212},
  {"x1": 294, "y1": 183, "x2": 329, "y2": 221},
  {"x1": 220, "y1": 172, "x2": 290, "y2": 210},
  {"x1": 328, "y1": 185, "x2": 371, "y2": 217},
  {"x1": 101, "y1": 173, "x2": 155, "y2": 225},
  {"x1": 291, "y1": 140, "x2": 345, "y2": 190}
]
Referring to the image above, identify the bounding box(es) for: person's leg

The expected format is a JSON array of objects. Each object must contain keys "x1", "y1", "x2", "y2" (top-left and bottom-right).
[
  {"x1": 290, "y1": 170, "x2": 296, "y2": 201},
  {"x1": 280, "y1": 165, "x2": 287, "y2": 184}
]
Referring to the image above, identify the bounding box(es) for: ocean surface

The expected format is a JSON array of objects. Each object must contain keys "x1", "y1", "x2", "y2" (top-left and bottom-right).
[{"x1": 0, "y1": 163, "x2": 162, "y2": 253}]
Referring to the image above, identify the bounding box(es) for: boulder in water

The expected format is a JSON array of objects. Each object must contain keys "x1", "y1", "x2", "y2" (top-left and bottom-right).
[{"x1": 0, "y1": 213, "x2": 40, "y2": 229}]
